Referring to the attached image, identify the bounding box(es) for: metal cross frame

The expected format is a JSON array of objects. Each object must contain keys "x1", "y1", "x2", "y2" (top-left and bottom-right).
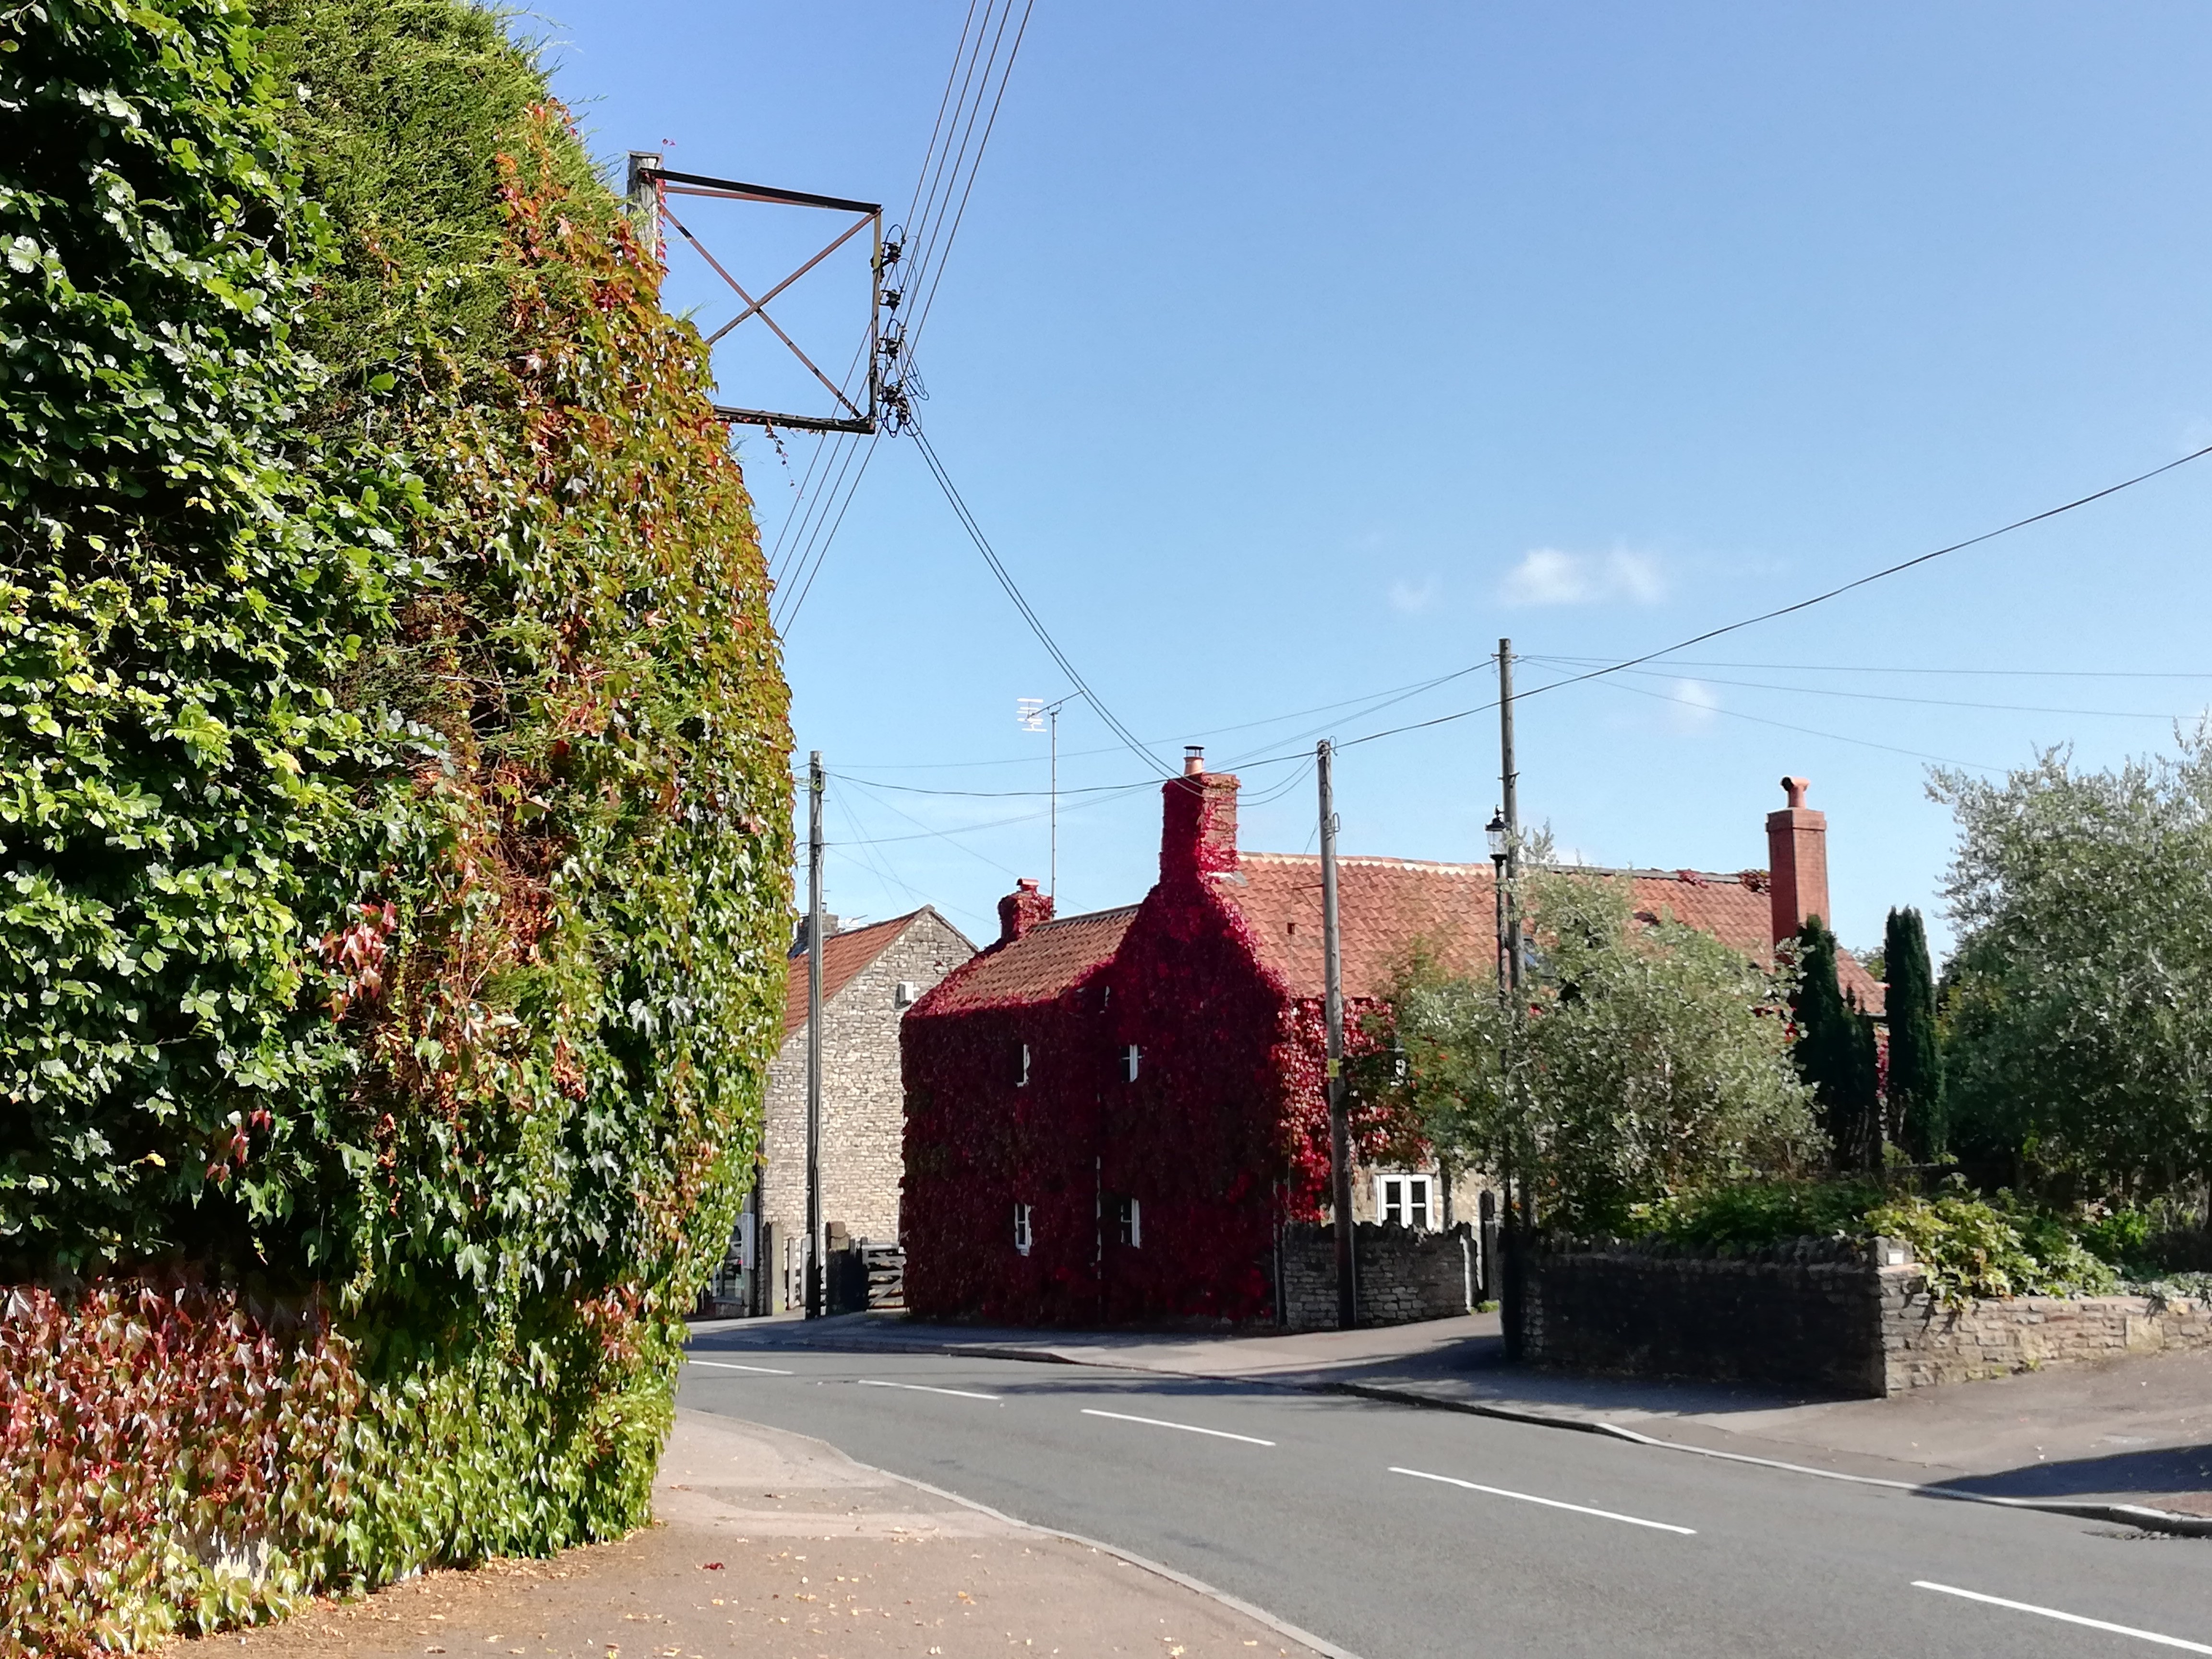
[{"x1": 631, "y1": 156, "x2": 888, "y2": 436}]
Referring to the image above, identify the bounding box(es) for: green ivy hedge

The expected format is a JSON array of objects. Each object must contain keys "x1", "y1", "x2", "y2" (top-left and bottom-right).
[{"x1": 0, "y1": 0, "x2": 790, "y2": 1647}]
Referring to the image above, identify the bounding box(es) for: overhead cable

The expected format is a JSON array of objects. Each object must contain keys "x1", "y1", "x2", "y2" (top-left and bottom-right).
[{"x1": 910, "y1": 422, "x2": 1172, "y2": 777}]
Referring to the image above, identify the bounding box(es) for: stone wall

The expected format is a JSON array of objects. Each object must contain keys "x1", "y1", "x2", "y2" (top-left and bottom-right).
[
  {"x1": 1883, "y1": 1285, "x2": 2212, "y2": 1391},
  {"x1": 1279, "y1": 1222, "x2": 1476, "y2": 1331},
  {"x1": 760, "y1": 911, "x2": 974, "y2": 1267},
  {"x1": 1517, "y1": 1236, "x2": 2212, "y2": 1397},
  {"x1": 1520, "y1": 1237, "x2": 1888, "y2": 1395}
]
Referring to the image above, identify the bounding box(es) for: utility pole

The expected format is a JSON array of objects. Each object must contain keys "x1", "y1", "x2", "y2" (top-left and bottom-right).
[
  {"x1": 1049, "y1": 700, "x2": 1060, "y2": 900},
  {"x1": 1497, "y1": 641, "x2": 1525, "y2": 1361},
  {"x1": 805, "y1": 752, "x2": 825, "y2": 1320},
  {"x1": 624, "y1": 151, "x2": 663, "y2": 267},
  {"x1": 1318, "y1": 740, "x2": 1356, "y2": 1331}
]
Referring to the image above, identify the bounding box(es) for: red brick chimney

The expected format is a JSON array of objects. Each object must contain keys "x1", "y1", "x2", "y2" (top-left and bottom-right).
[
  {"x1": 1161, "y1": 746, "x2": 1240, "y2": 885},
  {"x1": 998, "y1": 878, "x2": 1054, "y2": 944},
  {"x1": 1765, "y1": 775, "x2": 1830, "y2": 943}
]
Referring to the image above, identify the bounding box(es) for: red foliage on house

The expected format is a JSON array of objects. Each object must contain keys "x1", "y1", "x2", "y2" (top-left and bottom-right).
[{"x1": 901, "y1": 767, "x2": 1876, "y2": 1326}]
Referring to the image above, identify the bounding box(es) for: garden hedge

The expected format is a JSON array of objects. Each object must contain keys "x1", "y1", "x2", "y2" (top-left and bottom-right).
[{"x1": 0, "y1": 0, "x2": 791, "y2": 1648}]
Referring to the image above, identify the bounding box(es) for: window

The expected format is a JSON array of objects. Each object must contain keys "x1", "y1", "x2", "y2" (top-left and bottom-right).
[
  {"x1": 1117, "y1": 1196, "x2": 1142, "y2": 1248},
  {"x1": 1013, "y1": 1203, "x2": 1033, "y2": 1255},
  {"x1": 1123, "y1": 1044, "x2": 1141, "y2": 1082},
  {"x1": 1015, "y1": 1043, "x2": 1031, "y2": 1087},
  {"x1": 1376, "y1": 1173, "x2": 1434, "y2": 1230},
  {"x1": 893, "y1": 980, "x2": 921, "y2": 1009}
]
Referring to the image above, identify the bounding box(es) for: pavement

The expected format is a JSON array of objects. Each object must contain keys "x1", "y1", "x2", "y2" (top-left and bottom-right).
[
  {"x1": 685, "y1": 1307, "x2": 2212, "y2": 1518},
  {"x1": 189, "y1": 1409, "x2": 1334, "y2": 1659}
]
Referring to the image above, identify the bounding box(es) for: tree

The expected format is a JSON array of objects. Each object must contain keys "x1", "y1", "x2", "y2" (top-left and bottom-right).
[
  {"x1": 1391, "y1": 868, "x2": 1821, "y2": 1234},
  {"x1": 1935, "y1": 736, "x2": 2212, "y2": 1203},
  {"x1": 1885, "y1": 906, "x2": 1945, "y2": 1162},
  {"x1": 1791, "y1": 917, "x2": 1880, "y2": 1172}
]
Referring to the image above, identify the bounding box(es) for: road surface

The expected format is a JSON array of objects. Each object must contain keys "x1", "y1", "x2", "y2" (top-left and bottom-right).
[{"x1": 677, "y1": 1343, "x2": 2212, "y2": 1659}]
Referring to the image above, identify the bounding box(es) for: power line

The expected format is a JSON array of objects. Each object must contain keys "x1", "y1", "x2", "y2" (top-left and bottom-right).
[
  {"x1": 910, "y1": 422, "x2": 1171, "y2": 777},
  {"x1": 1539, "y1": 656, "x2": 2212, "y2": 681},
  {"x1": 1569, "y1": 662, "x2": 2202, "y2": 722},
  {"x1": 1590, "y1": 677, "x2": 2003, "y2": 772},
  {"x1": 1225, "y1": 439, "x2": 2212, "y2": 767}
]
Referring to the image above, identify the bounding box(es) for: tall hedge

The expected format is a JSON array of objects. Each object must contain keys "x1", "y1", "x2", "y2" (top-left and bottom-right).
[{"x1": 0, "y1": 0, "x2": 791, "y2": 1647}]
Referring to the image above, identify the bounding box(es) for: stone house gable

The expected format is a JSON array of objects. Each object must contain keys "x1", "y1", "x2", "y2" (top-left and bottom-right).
[{"x1": 761, "y1": 906, "x2": 976, "y2": 1249}]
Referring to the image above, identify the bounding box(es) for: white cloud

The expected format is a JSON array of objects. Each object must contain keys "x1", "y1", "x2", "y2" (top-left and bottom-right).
[
  {"x1": 1665, "y1": 677, "x2": 1719, "y2": 734},
  {"x1": 1387, "y1": 577, "x2": 1436, "y2": 614},
  {"x1": 1501, "y1": 547, "x2": 1666, "y2": 607}
]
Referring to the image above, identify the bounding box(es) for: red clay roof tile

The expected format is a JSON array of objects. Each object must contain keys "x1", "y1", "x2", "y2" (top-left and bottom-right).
[
  {"x1": 782, "y1": 910, "x2": 935, "y2": 1039},
  {"x1": 915, "y1": 904, "x2": 1140, "y2": 1014}
]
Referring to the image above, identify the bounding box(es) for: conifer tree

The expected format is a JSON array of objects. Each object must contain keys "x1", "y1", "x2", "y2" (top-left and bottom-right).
[
  {"x1": 1792, "y1": 916, "x2": 1879, "y2": 1170},
  {"x1": 1884, "y1": 905, "x2": 1946, "y2": 1161}
]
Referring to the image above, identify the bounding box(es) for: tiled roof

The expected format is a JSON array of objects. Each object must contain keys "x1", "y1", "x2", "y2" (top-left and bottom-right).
[
  {"x1": 781, "y1": 910, "x2": 930, "y2": 1038},
  {"x1": 1231, "y1": 855, "x2": 1495, "y2": 1002},
  {"x1": 1226, "y1": 853, "x2": 1883, "y2": 1011},
  {"x1": 916, "y1": 905, "x2": 1141, "y2": 1015}
]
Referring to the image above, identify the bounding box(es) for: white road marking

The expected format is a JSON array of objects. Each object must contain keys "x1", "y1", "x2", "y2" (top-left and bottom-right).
[
  {"x1": 1914, "y1": 1582, "x2": 2212, "y2": 1653},
  {"x1": 1081, "y1": 1408, "x2": 1275, "y2": 1446},
  {"x1": 857, "y1": 1379, "x2": 1002, "y2": 1401},
  {"x1": 684, "y1": 1358, "x2": 793, "y2": 1375},
  {"x1": 1389, "y1": 1466, "x2": 1696, "y2": 1535}
]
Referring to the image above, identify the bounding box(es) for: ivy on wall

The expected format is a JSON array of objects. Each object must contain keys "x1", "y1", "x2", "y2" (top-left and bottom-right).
[
  {"x1": 902, "y1": 793, "x2": 1407, "y2": 1328},
  {"x1": 0, "y1": 0, "x2": 790, "y2": 1646}
]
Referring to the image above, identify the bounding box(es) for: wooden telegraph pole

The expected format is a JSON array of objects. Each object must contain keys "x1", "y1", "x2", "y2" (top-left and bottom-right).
[
  {"x1": 1496, "y1": 642, "x2": 1525, "y2": 1361},
  {"x1": 805, "y1": 752, "x2": 825, "y2": 1319},
  {"x1": 1318, "y1": 740, "x2": 1356, "y2": 1331}
]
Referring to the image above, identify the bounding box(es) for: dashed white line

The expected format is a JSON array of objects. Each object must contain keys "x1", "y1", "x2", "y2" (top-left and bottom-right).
[
  {"x1": 1389, "y1": 1466, "x2": 1696, "y2": 1535},
  {"x1": 1081, "y1": 1408, "x2": 1276, "y2": 1446},
  {"x1": 684, "y1": 1358, "x2": 793, "y2": 1375},
  {"x1": 1914, "y1": 1582, "x2": 2212, "y2": 1653},
  {"x1": 857, "y1": 1379, "x2": 1003, "y2": 1401}
]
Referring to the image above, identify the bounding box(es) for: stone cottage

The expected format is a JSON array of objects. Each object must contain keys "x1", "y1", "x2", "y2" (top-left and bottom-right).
[
  {"x1": 709, "y1": 906, "x2": 974, "y2": 1314},
  {"x1": 898, "y1": 760, "x2": 1875, "y2": 1327}
]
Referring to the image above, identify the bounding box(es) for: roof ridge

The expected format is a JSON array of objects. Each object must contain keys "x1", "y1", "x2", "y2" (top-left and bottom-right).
[{"x1": 1031, "y1": 902, "x2": 1142, "y2": 929}]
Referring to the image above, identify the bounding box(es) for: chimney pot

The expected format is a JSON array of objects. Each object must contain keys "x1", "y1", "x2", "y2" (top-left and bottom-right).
[
  {"x1": 1183, "y1": 746, "x2": 1205, "y2": 777},
  {"x1": 1765, "y1": 773, "x2": 1829, "y2": 945}
]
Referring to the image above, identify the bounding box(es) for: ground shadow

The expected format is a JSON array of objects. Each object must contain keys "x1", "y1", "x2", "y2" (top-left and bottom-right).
[{"x1": 1943, "y1": 1443, "x2": 2212, "y2": 1500}]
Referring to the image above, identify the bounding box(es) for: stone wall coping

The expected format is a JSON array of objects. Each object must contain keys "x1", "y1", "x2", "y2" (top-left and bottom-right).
[{"x1": 1531, "y1": 1232, "x2": 1880, "y2": 1266}]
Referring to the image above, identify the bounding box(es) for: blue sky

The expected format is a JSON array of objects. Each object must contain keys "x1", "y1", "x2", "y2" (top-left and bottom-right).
[{"x1": 540, "y1": 3, "x2": 2212, "y2": 960}]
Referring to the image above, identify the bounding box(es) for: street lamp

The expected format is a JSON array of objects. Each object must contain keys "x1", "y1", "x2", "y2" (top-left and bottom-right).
[{"x1": 1485, "y1": 809, "x2": 1509, "y2": 866}]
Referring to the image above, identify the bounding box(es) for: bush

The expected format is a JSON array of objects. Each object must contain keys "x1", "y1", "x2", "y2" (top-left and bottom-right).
[
  {"x1": 1, "y1": 0, "x2": 789, "y2": 1644},
  {"x1": 1629, "y1": 1179, "x2": 1884, "y2": 1250}
]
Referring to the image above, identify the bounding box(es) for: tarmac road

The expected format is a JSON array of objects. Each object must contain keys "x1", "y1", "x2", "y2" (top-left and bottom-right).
[{"x1": 676, "y1": 1343, "x2": 2212, "y2": 1659}]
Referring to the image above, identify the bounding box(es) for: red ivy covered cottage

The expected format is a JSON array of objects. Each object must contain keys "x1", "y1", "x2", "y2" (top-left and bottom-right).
[{"x1": 900, "y1": 759, "x2": 1875, "y2": 1326}]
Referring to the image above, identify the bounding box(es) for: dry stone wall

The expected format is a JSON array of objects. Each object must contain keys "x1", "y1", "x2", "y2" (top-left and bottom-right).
[
  {"x1": 1519, "y1": 1237, "x2": 2212, "y2": 1397},
  {"x1": 1279, "y1": 1222, "x2": 1476, "y2": 1330},
  {"x1": 1883, "y1": 1286, "x2": 2212, "y2": 1390}
]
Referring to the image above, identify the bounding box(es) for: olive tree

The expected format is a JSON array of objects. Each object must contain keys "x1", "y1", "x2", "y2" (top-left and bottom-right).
[
  {"x1": 1388, "y1": 867, "x2": 1821, "y2": 1234},
  {"x1": 1935, "y1": 734, "x2": 2212, "y2": 1203}
]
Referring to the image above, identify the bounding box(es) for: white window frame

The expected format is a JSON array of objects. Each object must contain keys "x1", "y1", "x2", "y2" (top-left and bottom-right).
[
  {"x1": 1123, "y1": 1044, "x2": 1141, "y2": 1082},
  {"x1": 1016, "y1": 1043, "x2": 1031, "y2": 1088},
  {"x1": 1375, "y1": 1172, "x2": 1435, "y2": 1230},
  {"x1": 894, "y1": 979, "x2": 921, "y2": 1008},
  {"x1": 1118, "y1": 1195, "x2": 1142, "y2": 1249},
  {"x1": 1013, "y1": 1202, "x2": 1033, "y2": 1256}
]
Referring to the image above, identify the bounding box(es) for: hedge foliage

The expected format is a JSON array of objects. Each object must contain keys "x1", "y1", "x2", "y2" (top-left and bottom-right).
[{"x1": 1, "y1": 0, "x2": 790, "y2": 1646}]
